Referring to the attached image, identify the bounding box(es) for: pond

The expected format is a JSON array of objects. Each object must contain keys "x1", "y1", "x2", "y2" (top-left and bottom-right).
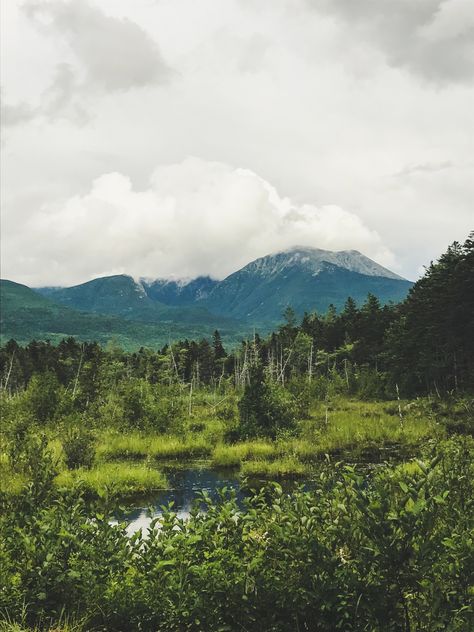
[
  {"x1": 117, "y1": 466, "x2": 244, "y2": 535},
  {"x1": 116, "y1": 455, "x2": 395, "y2": 535}
]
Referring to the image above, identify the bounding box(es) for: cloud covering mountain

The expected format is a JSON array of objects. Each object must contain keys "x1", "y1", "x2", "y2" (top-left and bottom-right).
[
  {"x1": 5, "y1": 158, "x2": 396, "y2": 286},
  {"x1": 2, "y1": 0, "x2": 473, "y2": 286}
]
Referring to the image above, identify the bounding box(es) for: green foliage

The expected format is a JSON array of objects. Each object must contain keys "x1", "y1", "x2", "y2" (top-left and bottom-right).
[
  {"x1": 24, "y1": 372, "x2": 61, "y2": 423},
  {"x1": 62, "y1": 427, "x2": 95, "y2": 470},
  {"x1": 0, "y1": 438, "x2": 472, "y2": 630},
  {"x1": 54, "y1": 463, "x2": 168, "y2": 498}
]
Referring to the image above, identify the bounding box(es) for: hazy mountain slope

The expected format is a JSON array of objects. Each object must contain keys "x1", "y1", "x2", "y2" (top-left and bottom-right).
[
  {"x1": 3, "y1": 247, "x2": 413, "y2": 346},
  {"x1": 143, "y1": 276, "x2": 218, "y2": 305},
  {"x1": 37, "y1": 275, "x2": 236, "y2": 326},
  {"x1": 0, "y1": 280, "x2": 246, "y2": 349}
]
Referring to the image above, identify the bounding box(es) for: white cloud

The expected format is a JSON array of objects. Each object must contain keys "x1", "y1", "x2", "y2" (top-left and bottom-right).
[
  {"x1": 1, "y1": 0, "x2": 473, "y2": 285},
  {"x1": 23, "y1": 0, "x2": 171, "y2": 90},
  {"x1": 1, "y1": 0, "x2": 171, "y2": 126},
  {"x1": 3, "y1": 157, "x2": 395, "y2": 286}
]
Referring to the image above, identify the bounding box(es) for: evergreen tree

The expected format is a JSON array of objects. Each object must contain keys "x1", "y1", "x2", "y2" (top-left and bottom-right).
[
  {"x1": 238, "y1": 361, "x2": 296, "y2": 439},
  {"x1": 212, "y1": 330, "x2": 226, "y2": 360}
]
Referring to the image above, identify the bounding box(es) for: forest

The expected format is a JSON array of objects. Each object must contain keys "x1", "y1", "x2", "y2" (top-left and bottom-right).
[{"x1": 0, "y1": 235, "x2": 473, "y2": 631}]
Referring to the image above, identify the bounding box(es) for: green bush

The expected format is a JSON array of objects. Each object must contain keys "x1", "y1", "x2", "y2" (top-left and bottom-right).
[
  {"x1": 1, "y1": 438, "x2": 472, "y2": 631},
  {"x1": 238, "y1": 363, "x2": 297, "y2": 439},
  {"x1": 62, "y1": 427, "x2": 95, "y2": 469}
]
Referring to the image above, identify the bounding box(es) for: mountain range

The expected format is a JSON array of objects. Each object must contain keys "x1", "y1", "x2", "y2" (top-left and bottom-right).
[{"x1": 1, "y1": 247, "x2": 413, "y2": 349}]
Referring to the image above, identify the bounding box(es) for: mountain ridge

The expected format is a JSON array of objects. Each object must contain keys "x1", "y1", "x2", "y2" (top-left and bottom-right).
[
  {"x1": 34, "y1": 246, "x2": 413, "y2": 324},
  {"x1": 249, "y1": 246, "x2": 405, "y2": 280},
  {"x1": 2, "y1": 246, "x2": 413, "y2": 348}
]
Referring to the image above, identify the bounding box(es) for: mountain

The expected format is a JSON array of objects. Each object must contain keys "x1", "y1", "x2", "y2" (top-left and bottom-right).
[
  {"x1": 0, "y1": 280, "x2": 247, "y2": 350},
  {"x1": 143, "y1": 276, "x2": 218, "y2": 305},
  {"x1": 2, "y1": 247, "x2": 413, "y2": 348},
  {"x1": 37, "y1": 275, "x2": 231, "y2": 326},
  {"x1": 194, "y1": 247, "x2": 412, "y2": 323}
]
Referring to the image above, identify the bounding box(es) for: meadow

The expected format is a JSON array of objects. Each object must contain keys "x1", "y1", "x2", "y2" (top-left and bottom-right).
[{"x1": 0, "y1": 388, "x2": 447, "y2": 500}]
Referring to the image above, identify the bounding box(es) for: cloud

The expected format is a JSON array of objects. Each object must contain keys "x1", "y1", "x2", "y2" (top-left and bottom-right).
[
  {"x1": 24, "y1": 0, "x2": 171, "y2": 91},
  {"x1": 3, "y1": 0, "x2": 172, "y2": 126},
  {"x1": 4, "y1": 157, "x2": 395, "y2": 287},
  {"x1": 1, "y1": 99, "x2": 38, "y2": 127},
  {"x1": 308, "y1": 0, "x2": 474, "y2": 83},
  {"x1": 392, "y1": 160, "x2": 454, "y2": 178}
]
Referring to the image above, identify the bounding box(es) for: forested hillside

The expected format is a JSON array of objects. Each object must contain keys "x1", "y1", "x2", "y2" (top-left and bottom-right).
[
  {"x1": 2, "y1": 235, "x2": 473, "y2": 398},
  {"x1": 0, "y1": 280, "x2": 248, "y2": 349}
]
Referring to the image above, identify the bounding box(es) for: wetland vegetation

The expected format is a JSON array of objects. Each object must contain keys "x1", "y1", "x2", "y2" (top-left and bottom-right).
[{"x1": 0, "y1": 236, "x2": 473, "y2": 630}]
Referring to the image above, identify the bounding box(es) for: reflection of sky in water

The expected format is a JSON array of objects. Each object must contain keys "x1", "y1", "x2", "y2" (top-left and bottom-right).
[{"x1": 117, "y1": 468, "x2": 243, "y2": 536}]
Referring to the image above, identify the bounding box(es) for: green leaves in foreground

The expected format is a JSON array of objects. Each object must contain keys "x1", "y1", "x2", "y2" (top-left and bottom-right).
[{"x1": 1, "y1": 437, "x2": 473, "y2": 631}]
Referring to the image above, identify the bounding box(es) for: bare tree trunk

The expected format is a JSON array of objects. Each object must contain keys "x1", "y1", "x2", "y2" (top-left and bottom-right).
[
  {"x1": 278, "y1": 349, "x2": 293, "y2": 386},
  {"x1": 195, "y1": 361, "x2": 200, "y2": 387},
  {"x1": 241, "y1": 345, "x2": 248, "y2": 386},
  {"x1": 344, "y1": 358, "x2": 349, "y2": 389},
  {"x1": 169, "y1": 342, "x2": 180, "y2": 383},
  {"x1": 72, "y1": 344, "x2": 84, "y2": 400},
  {"x1": 3, "y1": 350, "x2": 15, "y2": 392},
  {"x1": 218, "y1": 362, "x2": 225, "y2": 389},
  {"x1": 395, "y1": 383, "x2": 403, "y2": 427},
  {"x1": 453, "y1": 351, "x2": 459, "y2": 392}
]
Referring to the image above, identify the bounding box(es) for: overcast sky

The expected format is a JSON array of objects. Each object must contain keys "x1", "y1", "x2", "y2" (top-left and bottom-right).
[{"x1": 1, "y1": 0, "x2": 473, "y2": 286}]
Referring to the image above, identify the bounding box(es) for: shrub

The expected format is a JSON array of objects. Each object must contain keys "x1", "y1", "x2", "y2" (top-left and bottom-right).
[
  {"x1": 62, "y1": 427, "x2": 95, "y2": 469},
  {"x1": 238, "y1": 363, "x2": 297, "y2": 439}
]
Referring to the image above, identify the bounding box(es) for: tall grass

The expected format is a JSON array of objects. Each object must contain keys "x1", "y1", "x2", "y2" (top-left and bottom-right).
[
  {"x1": 315, "y1": 413, "x2": 440, "y2": 454},
  {"x1": 0, "y1": 452, "x2": 27, "y2": 494},
  {"x1": 96, "y1": 433, "x2": 149, "y2": 461},
  {"x1": 212, "y1": 441, "x2": 276, "y2": 467},
  {"x1": 55, "y1": 462, "x2": 168, "y2": 497},
  {"x1": 241, "y1": 457, "x2": 308, "y2": 478},
  {"x1": 0, "y1": 604, "x2": 89, "y2": 632},
  {"x1": 96, "y1": 432, "x2": 212, "y2": 462},
  {"x1": 148, "y1": 435, "x2": 211, "y2": 459},
  {"x1": 301, "y1": 399, "x2": 442, "y2": 455}
]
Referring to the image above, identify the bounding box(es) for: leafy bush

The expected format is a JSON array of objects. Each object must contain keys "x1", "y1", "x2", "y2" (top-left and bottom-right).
[
  {"x1": 62, "y1": 427, "x2": 95, "y2": 469},
  {"x1": 1, "y1": 438, "x2": 472, "y2": 631},
  {"x1": 238, "y1": 363, "x2": 297, "y2": 439}
]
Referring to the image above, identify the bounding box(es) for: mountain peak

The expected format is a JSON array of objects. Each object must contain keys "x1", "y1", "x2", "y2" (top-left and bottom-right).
[{"x1": 251, "y1": 247, "x2": 404, "y2": 281}]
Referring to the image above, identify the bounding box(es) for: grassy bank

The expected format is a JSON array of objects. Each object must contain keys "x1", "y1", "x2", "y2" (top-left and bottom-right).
[
  {"x1": 55, "y1": 463, "x2": 168, "y2": 497},
  {"x1": 0, "y1": 395, "x2": 449, "y2": 497}
]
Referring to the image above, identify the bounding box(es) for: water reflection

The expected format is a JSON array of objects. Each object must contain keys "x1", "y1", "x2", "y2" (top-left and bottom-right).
[
  {"x1": 117, "y1": 467, "x2": 243, "y2": 535},
  {"x1": 116, "y1": 461, "x2": 381, "y2": 535}
]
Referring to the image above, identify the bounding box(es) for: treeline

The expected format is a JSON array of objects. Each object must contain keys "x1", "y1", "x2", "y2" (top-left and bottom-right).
[{"x1": 1, "y1": 234, "x2": 473, "y2": 400}]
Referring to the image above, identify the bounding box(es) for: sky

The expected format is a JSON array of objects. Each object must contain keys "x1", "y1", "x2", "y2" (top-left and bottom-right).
[{"x1": 1, "y1": 0, "x2": 473, "y2": 287}]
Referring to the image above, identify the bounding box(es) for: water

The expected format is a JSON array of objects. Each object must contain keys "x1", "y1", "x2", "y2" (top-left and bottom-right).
[
  {"x1": 117, "y1": 457, "x2": 392, "y2": 535},
  {"x1": 117, "y1": 467, "x2": 243, "y2": 535}
]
